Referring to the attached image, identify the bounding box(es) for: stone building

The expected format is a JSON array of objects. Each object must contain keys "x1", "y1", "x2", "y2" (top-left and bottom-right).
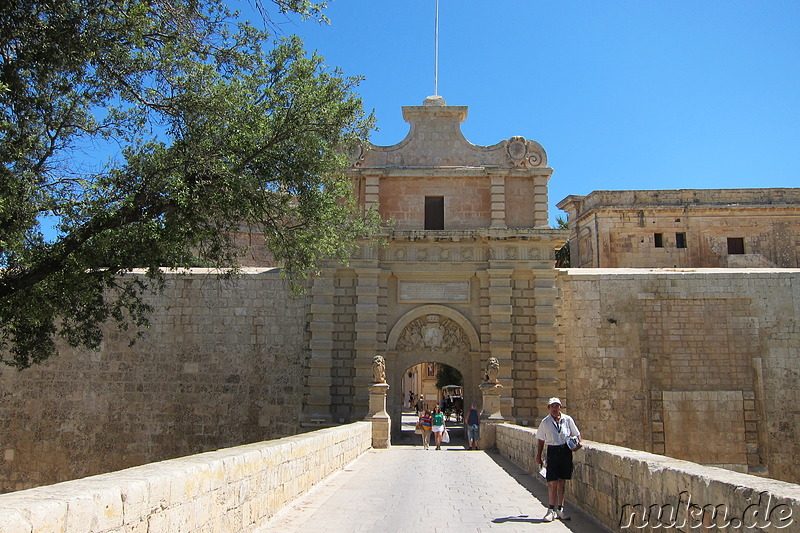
[
  {"x1": 557, "y1": 188, "x2": 800, "y2": 268},
  {"x1": 1, "y1": 97, "x2": 798, "y2": 493},
  {"x1": 302, "y1": 95, "x2": 568, "y2": 435}
]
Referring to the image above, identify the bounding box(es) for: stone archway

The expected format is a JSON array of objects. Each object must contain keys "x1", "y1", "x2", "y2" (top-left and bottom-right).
[{"x1": 385, "y1": 306, "x2": 482, "y2": 441}]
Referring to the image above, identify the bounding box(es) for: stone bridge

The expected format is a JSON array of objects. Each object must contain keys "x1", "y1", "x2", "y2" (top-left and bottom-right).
[{"x1": 1, "y1": 421, "x2": 798, "y2": 532}]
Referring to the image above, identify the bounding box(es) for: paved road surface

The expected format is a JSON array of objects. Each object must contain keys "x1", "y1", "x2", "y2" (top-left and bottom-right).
[{"x1": 256, "y1": 422, "x2": 609, "y2": 533}]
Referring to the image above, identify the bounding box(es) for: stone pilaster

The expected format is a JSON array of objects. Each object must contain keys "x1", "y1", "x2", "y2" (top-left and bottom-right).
[
  {"x1": 302, "y1": 268, "x2": 336, "y2": 425},
  {"x1": 532, "y1": 269, "x2": 560, "y2": 420},
  {"x1": 353, "y1": 266, "x2": 381, "y2": 416},
  {"x1": 480, "y1": 382, "x2": 505, "y2": 448},
  {"x1": 490, "y1": 175, "x2": 507, "y2": 229},
  {"x1": 366, "y1": 383, "x2": 391, "y2": 448},
  {"x1": 487, "y1": 267, "x2": 514, "y2": 419},
  {"x1": 364, "y1": 175, "x2": 380, "y2": 212}
]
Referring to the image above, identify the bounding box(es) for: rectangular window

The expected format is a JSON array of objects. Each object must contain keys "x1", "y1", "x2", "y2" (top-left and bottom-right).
[
  {"x1": 727, "y1": 237, "x2": 745, "y2": 255},
  {"x1": 676, "y1": 232, "x2": 686, "y2": 249},
  {"x1": 654, "y1": 233, "x2": 663, "y2": 248},
  {"x1": 424, "y1": 196, "x2": 444, "y2": 230}
]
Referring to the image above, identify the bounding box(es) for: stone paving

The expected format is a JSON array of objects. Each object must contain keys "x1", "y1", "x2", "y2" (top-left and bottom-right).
[{"x1": 256, "y1": 417, "x2": 609, "y2": 533}]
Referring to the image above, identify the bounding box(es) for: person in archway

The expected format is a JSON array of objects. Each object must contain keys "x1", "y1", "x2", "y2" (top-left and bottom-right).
[
  {"x1": 431, "y1": 405, "x2": 446, "y2": 450},
  {"x1": 535, "y1": 397, "x2": 581, "y2": 522},
  {"x1": 418, "y1": 409, "x2": 432, "y2": 449},
  {"x1": 466, "y1": 404, "x2": 480, "y2": 450}
]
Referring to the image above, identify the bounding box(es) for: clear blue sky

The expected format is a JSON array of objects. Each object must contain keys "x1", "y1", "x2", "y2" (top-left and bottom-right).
[{"x1": 265, "y1": 0, "x2": 799, "y2": 224}]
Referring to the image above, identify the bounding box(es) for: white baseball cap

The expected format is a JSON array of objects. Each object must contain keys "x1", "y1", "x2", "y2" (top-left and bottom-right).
[{"x1": 548, "y1": 397, "x2": 562, "y2": 406}]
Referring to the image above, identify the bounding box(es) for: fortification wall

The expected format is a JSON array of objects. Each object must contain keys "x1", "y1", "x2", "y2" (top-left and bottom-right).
[
  {"x1": 0, "y1": 269, "x2": 308, "y2": 494},
  {"x1": 497, "y1": 424, "x2": 800, "y2": 532},
  {"x1": 557, "y1": 268, "x2": 800, "y2": 483},
  {"x1": 0, "y1": 422, "x2": 371, "y2": 533}
]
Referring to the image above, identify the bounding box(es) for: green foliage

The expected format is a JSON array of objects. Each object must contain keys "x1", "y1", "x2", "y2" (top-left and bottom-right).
[
  {"x1": 0, "y1": 0, "x2": 379, "y2": 368},
  {"x1": 435, "y1": 364, "x2": 463, "y2": 390},
  {"x1": 555, "y1": 216, "x2": 570, "y2": 267}
]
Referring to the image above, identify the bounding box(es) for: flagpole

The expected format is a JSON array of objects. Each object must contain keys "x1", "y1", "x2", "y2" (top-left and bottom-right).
[{"x1": 434, "y1": 0, "x2": 439, "y2": 96}]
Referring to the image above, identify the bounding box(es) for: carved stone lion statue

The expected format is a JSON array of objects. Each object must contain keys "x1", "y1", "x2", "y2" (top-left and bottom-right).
[
  {"x1": 485, "y1": 357, "x2": 500, "y2": 384},
  {"x1": 372, "y1": 355, "x2": 386, "y2": 384}
]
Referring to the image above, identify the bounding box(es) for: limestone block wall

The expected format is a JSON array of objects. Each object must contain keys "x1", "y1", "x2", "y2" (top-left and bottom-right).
[
  {"x1": 559, "y1": 189, "x2": 800, "y2": 269},
  {"x1": 0, "y1": 269, "x2": 308, "y2": 493},
  {"x1": 377, "y1": 175, "x2": 492, "y2": 230},
  {"x1": 496, "y1": 424, "x2": 800, "y2": 533},
  {"x1": 0, "y1": 422, "x2": 372, "y2": 533},
  {"x1": 556, "y1": 268, "x2": 800, "y2": 483}
]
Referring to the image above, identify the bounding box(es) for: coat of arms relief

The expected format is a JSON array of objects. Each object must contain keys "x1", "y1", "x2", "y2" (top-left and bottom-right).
[{"x1": 396, "y1": 315, "x2": 471, "y2": 353}]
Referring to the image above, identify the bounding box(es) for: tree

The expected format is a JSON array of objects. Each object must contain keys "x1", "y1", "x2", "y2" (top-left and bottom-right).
[
  {"x1": 0, "y1": 0, "x2": 380, "y2": 369},
  {"x1": 435, "y1": 364, "x2": 463, "y2": 390},
  {"x1": 555, "y1": 216, "x2": 570, "y2": 267}
]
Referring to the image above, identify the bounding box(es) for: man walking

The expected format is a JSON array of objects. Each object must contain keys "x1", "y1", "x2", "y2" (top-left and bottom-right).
[{"x1": 535, "y1": 397, "x2": 581, "y2": 522}]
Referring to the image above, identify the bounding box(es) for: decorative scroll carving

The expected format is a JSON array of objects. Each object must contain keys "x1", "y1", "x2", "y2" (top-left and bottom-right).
[
  {"x1": 485, "y1": 357, "x2": 500, "y2": 384},
  {"x1": 347, "y1": 142, "x2": 367, "y2": 167},
  {"x1": 396, "y1": 315, "x2": 471, "y2": 353},
  {"x1": 505, "y1": 136, "x2": 546, "y2": 169},
  {"x1": 372, "y1": 355, "x2": 386, "y2": 383}
]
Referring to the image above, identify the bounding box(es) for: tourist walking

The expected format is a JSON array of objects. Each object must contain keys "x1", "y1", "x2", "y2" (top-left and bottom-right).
[
  {"x1": 466, "y1": 404, "x2": 480, "y2": 450},
  {"x1": 535, "y1": 397, "x2": 581, "y2": 522},
  {"x1": 431, "y1": 405, "x2": 445, "y2": 450},
  {"x1": 418, "y1": 409, "x2": 433, "y2": 449}
]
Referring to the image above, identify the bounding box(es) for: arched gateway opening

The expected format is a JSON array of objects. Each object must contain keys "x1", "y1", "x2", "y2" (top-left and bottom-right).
[
  {"x1": 399, "y1": 362, "x2": 464, "y2": 443},
  {"x1": 385, "y1": 305, "x2": 481, "y2": 443}
]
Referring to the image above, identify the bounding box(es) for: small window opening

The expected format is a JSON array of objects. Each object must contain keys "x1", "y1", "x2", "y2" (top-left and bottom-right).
[
  {"x1": 424, "y1": 196, "x2": 444, "y2": 230},
  {"x1": 654, "y1": 233, "x2": 663, "y2": 248},
  {"x1": 727, "y1": 237, "x2": 745, "y2": 255},
  {"x1": 676, "y1": 232, "x2": 686, "y2": 249}
]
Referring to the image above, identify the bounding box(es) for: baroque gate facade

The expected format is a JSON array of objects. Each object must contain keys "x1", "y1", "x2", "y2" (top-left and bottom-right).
[{"x1": 302, "y1": 96, "x2": 568, "y2": 437}]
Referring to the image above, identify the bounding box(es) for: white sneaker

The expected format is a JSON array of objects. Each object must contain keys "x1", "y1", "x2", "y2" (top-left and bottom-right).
[
  {"x1": 556, "y1": 508, "x2": 571, "y2": 521},
  {"x1": 543, "y1": 509, "x2": 556, "y2": 522}
]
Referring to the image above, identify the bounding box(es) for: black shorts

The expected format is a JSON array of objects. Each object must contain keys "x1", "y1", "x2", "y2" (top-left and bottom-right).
[{"x1": 545, "y1": 444, "x2": 573, "y2": 481}]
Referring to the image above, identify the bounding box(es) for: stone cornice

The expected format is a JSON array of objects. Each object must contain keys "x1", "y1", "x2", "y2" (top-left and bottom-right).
[{"x1": 385, "y1": 228, "x2": 568, "y2": 243}]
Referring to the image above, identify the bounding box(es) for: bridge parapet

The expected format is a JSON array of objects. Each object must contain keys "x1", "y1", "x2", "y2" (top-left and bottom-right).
[
  {"x1": 497, "y1": 424, "x2": 800, "y2": 532},
  {"x1": 0, "y1": 422, "x2": 371, "y2": 533}
]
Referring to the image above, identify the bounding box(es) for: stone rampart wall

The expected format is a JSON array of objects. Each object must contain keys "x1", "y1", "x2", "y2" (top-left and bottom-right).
[
  {"x1": 0, "y1": 269, "x2": 308, "y2": 493},
  {"x1": 557, "y1": 268, "x2": 800, "y2": 482},
  {"x1": 0, "y1": 422, "x2": 372, "y2": 533},
  {"x1": 496, "y1": 424, "x2": 800, "y2": 532}
]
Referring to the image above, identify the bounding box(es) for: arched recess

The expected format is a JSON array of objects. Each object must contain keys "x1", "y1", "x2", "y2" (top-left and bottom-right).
[{"x1": 385, "y1": 305, "x2": 482, "y2": 441}]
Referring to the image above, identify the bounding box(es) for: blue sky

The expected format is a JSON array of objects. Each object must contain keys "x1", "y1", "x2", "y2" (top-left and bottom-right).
[{"x1": 266, "y1": 0, "x2": 799, "y2": 224}]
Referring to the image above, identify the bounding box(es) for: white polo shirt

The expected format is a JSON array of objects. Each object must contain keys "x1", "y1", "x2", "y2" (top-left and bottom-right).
[{"x1": 536, "y1": 413, "x2": 580, "y2": 446}]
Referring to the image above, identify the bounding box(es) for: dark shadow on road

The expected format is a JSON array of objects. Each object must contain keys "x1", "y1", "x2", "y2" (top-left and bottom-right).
[
  {"x1": 492, "y1": 514, "x2": 548, "y2": 525},
  {"x1": 484, "y1": 450, "x2": 611, "y2": 532}
]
